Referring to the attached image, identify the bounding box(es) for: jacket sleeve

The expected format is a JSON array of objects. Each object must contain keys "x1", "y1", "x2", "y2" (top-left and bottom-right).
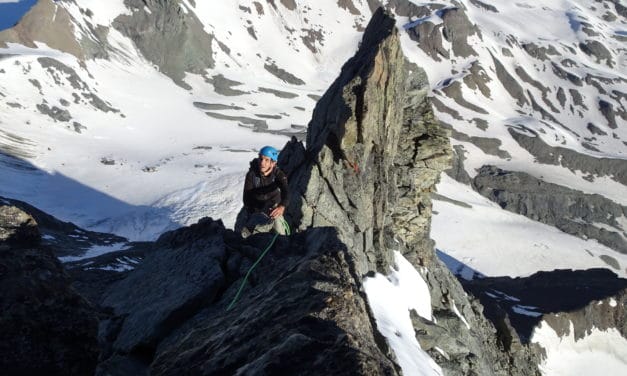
[
  {"x1": 243, "y1": 171, "x2": 255, "y2": 210},
  {"x1": 276, "y1": 169, "x2": 290, "y2": 208}
]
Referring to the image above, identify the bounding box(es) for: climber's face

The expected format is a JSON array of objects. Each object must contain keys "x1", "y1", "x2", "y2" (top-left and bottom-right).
[{"x1": 259, "y1": 155, "x2": 276, "y2": 176}]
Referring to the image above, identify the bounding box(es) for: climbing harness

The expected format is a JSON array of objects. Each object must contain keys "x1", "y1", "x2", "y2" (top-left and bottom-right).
[{"x1": 226, "y1": 220, "x2": 291, "y2": 311}]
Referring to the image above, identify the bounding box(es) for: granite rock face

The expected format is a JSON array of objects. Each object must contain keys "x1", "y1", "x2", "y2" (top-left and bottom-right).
[
  {"x1": 281, "y1": 8, "x2": 451, "y2": 274},
  {"x1": 0, "y1": 204, "x2": 99, "y2": 376}
]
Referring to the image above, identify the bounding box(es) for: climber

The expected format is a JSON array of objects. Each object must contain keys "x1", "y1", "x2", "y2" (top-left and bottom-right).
[{"x1": 234, "y1": 145, "x2": 290, "y2": 237}]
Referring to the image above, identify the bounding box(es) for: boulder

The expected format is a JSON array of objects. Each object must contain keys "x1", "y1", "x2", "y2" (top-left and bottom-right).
[
  {"x1": 0, "y1": 217, "x2": 98, "y2": 375},
  {"x1": 0, "y1": 204, "x2": 40, "y2": 248}
]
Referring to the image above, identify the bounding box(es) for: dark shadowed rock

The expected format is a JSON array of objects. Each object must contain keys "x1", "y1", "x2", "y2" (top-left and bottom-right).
[
  {"x1": 470, "y1": 0, "x2": 498, "y2": 12},
  {"x1": 0, "y1": 204, "x2": 99, "y2": 376},
  {"x1": 441, "y1": 80, "x2": 489, "y2": 114},
  {"x1": 204, "y1": 111, "x2": 268, "y2": 131},
  {"x1": 100, "y1": 218, "x2": 228, "y2": 355},
  {"x1": 264, "y1": 61, "x2": 306, "y2": 85},
  {"x1": 258, "y1": 86, "x2": 299, "y2": 98},
  {"x1": 444, "y1": 124, "x2": 511, "y2": 159},
  {"x1": 551, "y1": 62, "x2": 583, "y2": 86},
  {"x1": 541, "y1": 287, "x2": 627, "y2": 341},
  {"x1": 492, "y1": 54, "x2": 528, "y2": 106},
  {"x1": 193, "y1": 102, "x2": 245, "y2": 110},
  {"x1": 460, "y1": 269, "x2": 627, "y2": 342},
  {"x1": 151, "y1": 228, "x2": 399, "y2": 375},
  {"x1": 205, "y1": 74, "x2": 249, "y2": 96},
  {"x1": 406, "y1": 19, "x2": 448, "y2": 61},
  {"x1": 522, "y1": 43, "x2": 559, "y2": 61},
  {"x1": 36, "y1": 103, "x2": 72, "y2": 122},
  {"x1": 587, "y1": 123, "x2": 608, "y2": 136},
  {"x1": 599, "y1": 99, "x2": 618, "y2": 129},
  {"x1": 446, "y1": 145, "x2": 472, "y2": 184},
  {"x1": 463, "y1": 60, "x2": 492, "y2": 98}
]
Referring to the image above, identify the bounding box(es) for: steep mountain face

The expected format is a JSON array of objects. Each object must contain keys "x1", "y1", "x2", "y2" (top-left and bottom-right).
[{"x1": 113, "y1": 0, "x2": 215, "y2": 89}]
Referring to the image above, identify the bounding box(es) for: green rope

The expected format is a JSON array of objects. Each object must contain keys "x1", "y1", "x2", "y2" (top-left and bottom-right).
[
  {"x1": 280, "y1": 217, "x2": 291, "y2": 235},
  {"x1": 226, "y1": 232, "x2": 279, "y2": 311},
  {"x1": 226, "y1": 218, "x2": 291, "y2": 311}
]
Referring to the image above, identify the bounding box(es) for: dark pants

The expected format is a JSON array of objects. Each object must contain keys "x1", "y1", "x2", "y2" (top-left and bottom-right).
[{"x1": 234, "y1": 208, "x2": 288, "y2": 237}]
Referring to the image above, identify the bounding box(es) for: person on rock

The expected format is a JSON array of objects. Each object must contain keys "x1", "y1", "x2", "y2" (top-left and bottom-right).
[{"x1": 234, "y1": 146, "x2": 290, "y2": 237}]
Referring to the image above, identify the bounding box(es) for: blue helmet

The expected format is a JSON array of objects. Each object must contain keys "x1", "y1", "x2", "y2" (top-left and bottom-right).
[{"x1": 259, "y1": 146, "x2": 279, "y2": 161}]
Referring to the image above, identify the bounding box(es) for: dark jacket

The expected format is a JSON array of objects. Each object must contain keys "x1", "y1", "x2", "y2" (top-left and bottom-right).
[{"x1": 243, "y1": 158, "x2": 289, "y2": 214}]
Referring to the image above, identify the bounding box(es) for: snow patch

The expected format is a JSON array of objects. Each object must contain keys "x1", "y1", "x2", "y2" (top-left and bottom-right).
[
  {"x1": 451, "y1": 301, "x2": 471, "y2": 329},
  {"x1": 532, "y1": 321, "x2": 627, "y2": 375},
  {"x1": 511, "y1": 305, "x2": 542, "y2": 317},
  {"x1": 58, "y1": 242, "x2": 129, "y2": 263},
  {"x1": 364, "y1": 251, "x2": 442, "y2": 376},
  {"x1": 432, "y1": 175, "x2": 627, "y2": 278}
]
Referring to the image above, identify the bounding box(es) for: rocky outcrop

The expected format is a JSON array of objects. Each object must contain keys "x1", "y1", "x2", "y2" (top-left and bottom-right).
[
  {"x1": 509, "y1": 128, "x2": 627, "y2": 186},
  {"x1": 0, "y1": 0, "x2": 85, "y2": 58},
  {"x1": 0, "y1": 202, "x2": 39, "y2": 247},
  {"x1": 113, "y1": 0, "x2": 215, "y2": 89},
  {"x1": 541, "y1": 287, "x2": 627, "y2": 341},
  {"x1": 99, "y1": 218, "x2": 228, "y2": 356},
  {"x1": 281, "y1": 8, "x2": 451, "y2": 271},
  {"x1": 150, "y1": 226, "x2": 400, "y2": 376},
  {"x1": 459, "y1": 268, "x2": 627, "y2": 342},
  {"x1": 473, "y1": 165, "x2": 627, "y2": 255},
  {"x1": 0, "y1": 0, "x2": 111, "y2": 60},
  {"x1": 279, "y1": 11, "x2": 539, "y2": 373},
  {"x1": 0, "y1": 204, "x2": 99, "y2": 376},
  {"x1": 1, "y1": 196, "x2": 127, "y2": 259}
]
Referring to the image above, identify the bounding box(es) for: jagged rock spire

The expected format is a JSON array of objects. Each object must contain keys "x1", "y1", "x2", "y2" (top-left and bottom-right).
[{"x1": 281, "y1": 7, "x2": 451, "y2": 275}]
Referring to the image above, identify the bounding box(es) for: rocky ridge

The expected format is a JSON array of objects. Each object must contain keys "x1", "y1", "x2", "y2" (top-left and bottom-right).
[
  {"x1": 458, "y1": 268, "x2": 627, "y2": 343},
  {"x1": 89, "y1": 10, "x2": 542, "y2": 376}
]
